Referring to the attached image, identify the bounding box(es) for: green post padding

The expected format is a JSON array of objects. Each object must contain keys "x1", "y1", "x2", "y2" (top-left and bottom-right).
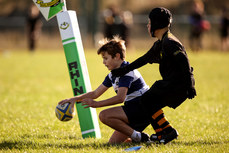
[
  {"x1": 63, "y1": 41, "x2": 100, "y2": 138},
  {"x1": 57, "y1": 11, "x2": 101, "y2": 139}
]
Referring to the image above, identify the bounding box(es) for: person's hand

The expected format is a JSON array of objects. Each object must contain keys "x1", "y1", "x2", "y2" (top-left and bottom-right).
[
  {"x1": 187, "y1": 87, "x2": 196, "y2": 99},
  {"x1": 111, "y1": 66, "x2": 129, "y2": 77},
  {"x1": 81, "y1": 98, "x2": 98, "y2": 108},
  {"x1": 58, "y1": 98, "x2": 76, "y2": 108}
]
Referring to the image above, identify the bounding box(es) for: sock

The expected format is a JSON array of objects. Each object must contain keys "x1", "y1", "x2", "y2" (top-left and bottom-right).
[
  {"x1": 131, "y1": 130, "x2": 141, "y2": 142},
  {"x1": 150, "y1": 118, "x2": 163, "y2": 139},
  {"x1": 150, "y1": 118, "x2": 160, "y2": 130},
  {"x1": 151, "y1": 109, "x2": 173, "y2": 137}
]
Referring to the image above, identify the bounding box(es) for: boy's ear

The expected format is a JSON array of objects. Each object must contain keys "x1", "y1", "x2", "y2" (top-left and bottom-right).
[{"x1": 115, "y1": 53, "x2": 121, "y2": 59}]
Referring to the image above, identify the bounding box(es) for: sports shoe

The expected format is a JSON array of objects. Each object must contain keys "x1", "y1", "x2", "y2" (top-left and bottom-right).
[
  {"x1": 132, "y1": 132, "x2": 150, "y2": 143},
  {"x1": 140, "y1": 132, "x2": 151, "y2": 142},
  {"x1": 159, "y1": 128, "x2": 179, "y2": 144},
  {"x1": 150, "y1": 134, "x2": 159, "y2": 142}
]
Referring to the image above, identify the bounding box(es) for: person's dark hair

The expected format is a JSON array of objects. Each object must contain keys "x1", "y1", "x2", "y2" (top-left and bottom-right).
[{"x1": 97, "y1": 36, "x2": 126, "y2": 60}]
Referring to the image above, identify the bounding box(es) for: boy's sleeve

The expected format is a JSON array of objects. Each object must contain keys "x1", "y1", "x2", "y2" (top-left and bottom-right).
[
  {"x1": 126, "y1": 40, "x2": 162, "y2": 68},
  {"x1": 175, "y1": 51, "x2": 195, "y2": 85},
  {"x1": 112, "y1": 41, "x2": 161, "y2": 77},
  {"x1": 102, "y1": 74, "x2": 112, "y2": 88},
  {"x1": 164, "y1": 40, "x2": 194, "y2": 88},
  {"x1": 173, "y1": 50, "x2": 196, "y2": 99}
]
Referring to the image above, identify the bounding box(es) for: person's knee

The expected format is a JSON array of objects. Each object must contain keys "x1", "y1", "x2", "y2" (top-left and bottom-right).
[{"x1": 99, "y1": 110, "x2": 109, "y2": 123}]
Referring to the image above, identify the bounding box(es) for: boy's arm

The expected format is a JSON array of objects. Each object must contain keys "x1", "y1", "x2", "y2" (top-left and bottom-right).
[
  {"x1": 111, "y1": 53, "x2": 149, "y2": 77},
  {"x1": 111, "y1": 41, "x2": 161, "y2": 77},
  {"x1": 82, "y1": 87, "x2": 128, "y2": 108},
  {"x1": 58, "y1": 84, "x2": 108, "y2": 107},
  {"x1": 174, "y1": 51, "x2": 196, "y2": 99}
]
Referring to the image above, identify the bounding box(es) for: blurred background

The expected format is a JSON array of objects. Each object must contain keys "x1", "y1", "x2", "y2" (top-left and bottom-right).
[{"x1": 0, "y1": 0, "x2": 228, "y2": 51}]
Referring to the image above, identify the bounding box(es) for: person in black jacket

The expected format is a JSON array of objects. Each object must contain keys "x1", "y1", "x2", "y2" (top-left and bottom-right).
[{"x1": 112, "y1": 7, "x2": 197, "y2": 144}]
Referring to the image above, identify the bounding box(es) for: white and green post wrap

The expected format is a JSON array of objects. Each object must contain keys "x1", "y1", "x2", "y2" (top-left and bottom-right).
[{"x1": 32, "y1": 0, "x2": 101, "y2": 138}]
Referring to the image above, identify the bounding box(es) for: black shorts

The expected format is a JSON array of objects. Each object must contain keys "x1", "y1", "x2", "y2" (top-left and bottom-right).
[
  {"x1": 140, "y1": 81, "x2": 188, "y2": 115},
  {"x1": 122, "y1": 97, "x2": 151, "y2": 132}
]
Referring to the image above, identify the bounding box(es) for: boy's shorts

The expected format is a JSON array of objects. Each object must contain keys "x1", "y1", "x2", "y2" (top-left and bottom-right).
[{"x1": 122, "y1": 97, "x2": 151, "y2": 132}]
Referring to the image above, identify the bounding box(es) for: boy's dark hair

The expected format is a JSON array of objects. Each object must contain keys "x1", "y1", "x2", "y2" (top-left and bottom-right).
[
  {"x1": 97, "y1": 36, "x2": 126, "y2": 60},
  {"x1": 149, "y1": 7, "x2": 172, "y2": 37}
]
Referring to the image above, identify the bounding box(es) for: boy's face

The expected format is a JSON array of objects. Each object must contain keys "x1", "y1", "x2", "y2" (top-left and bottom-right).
[{"x1": 101, "y1": 52, "x2": 121, "y2": 71}]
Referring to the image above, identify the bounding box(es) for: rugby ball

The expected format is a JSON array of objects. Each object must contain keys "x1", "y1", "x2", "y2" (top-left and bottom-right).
[{"x1": 55, "y1": 103, "x2": 75, "y2": 121}]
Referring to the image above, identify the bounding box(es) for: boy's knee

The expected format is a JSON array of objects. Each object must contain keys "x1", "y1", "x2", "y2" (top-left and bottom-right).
[{"x1": 99, "y1": 110, "x2": 109, "y2": 123}]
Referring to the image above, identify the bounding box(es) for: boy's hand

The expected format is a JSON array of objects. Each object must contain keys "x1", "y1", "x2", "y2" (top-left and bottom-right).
[
  {"x1": 58, "y1": 98, "x2": 76, "y2": 108},
  {"x1": 187, "y1": 72, "x2": 196, "y2": 99},
  {"x1": 187, "y1": 87, "x2": 196, "y2": 99},
  {"x1": 81, "y1": 98, "x2": 98, "y2": 108}
]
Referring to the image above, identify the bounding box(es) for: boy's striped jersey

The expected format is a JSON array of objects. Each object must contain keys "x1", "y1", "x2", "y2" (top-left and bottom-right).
[{"x1": 103, "y1": 61, "x2": 149, "y2": 101}]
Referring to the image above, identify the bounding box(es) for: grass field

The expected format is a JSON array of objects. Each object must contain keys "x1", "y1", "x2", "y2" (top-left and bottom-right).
[{"x1": 0, "y1": 49, "x2": 229, "y2": 153}]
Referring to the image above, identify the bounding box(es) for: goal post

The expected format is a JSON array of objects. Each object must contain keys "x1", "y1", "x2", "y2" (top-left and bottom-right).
[{"x1": 32, "y1": 0, "x2": 101, "y2": 139}]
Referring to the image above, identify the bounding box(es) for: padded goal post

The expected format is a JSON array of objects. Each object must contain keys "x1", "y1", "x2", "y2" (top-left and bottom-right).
[{"x1": 32, "y1": 0, "x2": 101, "y2": 138}]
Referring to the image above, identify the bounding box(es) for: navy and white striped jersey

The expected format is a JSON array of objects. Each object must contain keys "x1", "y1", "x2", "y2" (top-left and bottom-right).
[{"x1": 102, "y1": 61, "x2": 149, "y2": 102}]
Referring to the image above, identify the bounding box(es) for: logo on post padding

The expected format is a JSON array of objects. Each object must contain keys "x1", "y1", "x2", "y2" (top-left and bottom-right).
[
  {"x1": 36, "y1": 0, "x2": 60, "y2": 7},
  {"x1": 60, "y1": 22, "x2": 70, "y2": 30}
]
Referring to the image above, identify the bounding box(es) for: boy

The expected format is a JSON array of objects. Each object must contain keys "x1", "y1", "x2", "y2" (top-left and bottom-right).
[
  {"x1": 59, "y1": 37, "x2": 151, "y2": 144},
  {"x1": 112, "y1": 7, "x2": 197, "y2": 144}
]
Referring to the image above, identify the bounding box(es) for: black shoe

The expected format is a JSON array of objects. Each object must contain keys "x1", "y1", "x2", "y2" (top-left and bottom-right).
[
  {"x1": 140, "y1": 132, "x2": 150, "y2": 142},
  {"x1": 150, "y1": 134, "x2": 159, "y2": 142},
  {"x1": 159, "y1": 128, "x2": 178, "y2": 144},
  {"x1": 132, "y1": 132, "x2": 150, "y2": 143}
]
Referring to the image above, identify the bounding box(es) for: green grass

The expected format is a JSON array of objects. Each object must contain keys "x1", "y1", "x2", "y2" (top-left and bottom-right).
[{"x1": 0, "y1": 49, "x2": 229, "y2": 152}]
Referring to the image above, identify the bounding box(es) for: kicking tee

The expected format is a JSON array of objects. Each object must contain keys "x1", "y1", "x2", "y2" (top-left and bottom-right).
[{"x1": 102, "y1": 61, "x2": 149, "y2": 102}]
